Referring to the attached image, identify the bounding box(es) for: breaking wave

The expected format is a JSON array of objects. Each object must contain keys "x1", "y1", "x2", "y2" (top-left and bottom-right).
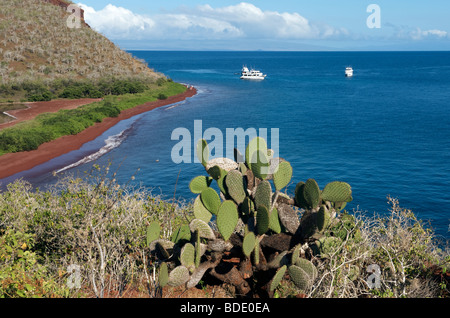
[{"x1": 55, "y1": 129, "x2": 129, "y2": 174}]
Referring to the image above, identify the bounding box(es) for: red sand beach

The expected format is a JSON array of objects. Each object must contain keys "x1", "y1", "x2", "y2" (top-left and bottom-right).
[
  {"x1": 0, "y1": 86, "x2": 197, "y2": 180},
  {"x1": 0, "y1": 98, "x2": 102, "y2": 129}
]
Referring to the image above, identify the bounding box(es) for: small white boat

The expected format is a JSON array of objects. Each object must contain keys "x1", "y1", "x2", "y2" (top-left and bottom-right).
[
  {"x1": 240, "y1": 66, "x2": 266, "y2": 80},
  {"x1": 345, "y1": 67, "x2": 353, "y2": 77}
]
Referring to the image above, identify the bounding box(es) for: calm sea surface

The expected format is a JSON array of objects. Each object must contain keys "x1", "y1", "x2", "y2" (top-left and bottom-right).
[{"x1": 2, "y1": 51, "x2": 449, "y2": 239}]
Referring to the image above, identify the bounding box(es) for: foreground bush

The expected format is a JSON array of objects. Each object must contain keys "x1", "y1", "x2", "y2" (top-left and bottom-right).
[
  {"x1": 0, "y1": 165, "x2": 193, "y2": 298},
  {"x1": 0, "y1": 150, "x2": 448, "y2": 298}
]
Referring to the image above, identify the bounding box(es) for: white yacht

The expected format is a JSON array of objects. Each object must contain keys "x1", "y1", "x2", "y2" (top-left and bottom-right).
[
  {"x1": 240, "y1": 66, "x2": 266, "y2": 80},
  {"x1": 345, "y1": 67, "x2": 354, "y2": 77}
]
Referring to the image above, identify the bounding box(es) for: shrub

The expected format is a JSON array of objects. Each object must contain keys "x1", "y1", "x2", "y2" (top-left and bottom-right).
[
  {"x1": 0, "y1": 167, "x2": 193, "y2": 298},
  {"x1": 157, "y1": 93, "x2": 167, "y2": 100},
  {"x1": 0, "y1": 229, "x2": 69, "y2": 298}
]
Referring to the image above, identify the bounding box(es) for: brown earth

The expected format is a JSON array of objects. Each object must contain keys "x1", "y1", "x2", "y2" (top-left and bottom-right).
[{"x1": 0, "y1": 86, "x2": 197, "y2": 180}]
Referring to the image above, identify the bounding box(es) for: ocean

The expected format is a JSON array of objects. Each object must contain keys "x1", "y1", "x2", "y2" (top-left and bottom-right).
[{"x1": 1, "y1": 51, "x2": 449, "y2": 239}]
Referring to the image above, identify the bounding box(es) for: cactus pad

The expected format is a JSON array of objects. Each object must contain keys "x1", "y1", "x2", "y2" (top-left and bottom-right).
[
  {"x1": 225, "y1": 170, "x2": 247, "y2": 204},
  {"x1": 294, "y1": 258, "x2": 318, "y2": 281},
  {"x1": 251, "y1": 150, "x2": 270, "y2": 180},
  {"x1": 272, "y1": 160, "x2": 293, "y2": 191},
  {"x1": 288, "y1": 265, "x2": 313, "y2": 291},
  {"x1": 303, "y1": 179, "x2": 321, "y2": 210},
  {"x1": 193, "y1": 195, "x2": 213, "y2": 223},
  {"x1": 245, "y1": 136, "x2": 268, "y2": 170},
  {"x1": 317, "y1": 204, "x2": 331, "y2": 232},
  {"x1": 241, "y1": 196, "x2": 254, "y2": 222},
  {"x1": 196, "y1": 138, "x2": 209, "y2": 167},
  {"x1": 168, "y1": 265, "x2": 190, "y2": 287},
  {"x1": 242, "y1": 231, "x2": 256, "y2": 257},
  {"x1": 146, "y1": 221, "x2": 160, "y2": 247},
  {"x1": 159, "y1": 262, "x2": 169, "y2": 288},
  {"x1": 291, "y1": 244, "x2": 301, "y2": 265},
  {"x1": 200, "y1": 187, "x2": 221, "y2": 215},
  {"x1": 268, "y1": 207, "x2": 282, "y2": 234},
  {"x1": 180, "y1": 243, "x2": 196, "y2": 272},
  {"x1": 189, "y1": 219, "x2": 215, "y2": 240},
  {"x1": 195, "y1": 231, "x2": 201, "y2": 268},
  {"x1": 256, "y1": 205, "x2": 270, "y2": 235},
  {"x1": 171, "y1": 224, "x2": 191, "y2": 244},
  {"x1": 321, "y1": 181, "x2": 352, "y2": 203},
  {"x1": 269, "y1": 265, "x2": 287, "y2": 292},
  {"x1": 254, "y1": 180, "x2": 272, "y2": 211},
  {"x1": 206, "y1": 165, "x2": 224, "y2": 180},
  {"x1": 216, "y1": 200, "x2": 239, "y2": 241},
  {"x1": 189, "y1": 175, "x2": 212, "y2": 194}
]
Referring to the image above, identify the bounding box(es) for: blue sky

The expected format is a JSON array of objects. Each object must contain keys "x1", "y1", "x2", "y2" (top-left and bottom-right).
[{"x1": 77, "y1": 1, "x2": 450, "y2": 50}]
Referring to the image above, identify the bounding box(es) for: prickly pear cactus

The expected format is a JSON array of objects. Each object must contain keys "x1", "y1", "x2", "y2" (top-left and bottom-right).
[{"x1": 147, "y1": 136, "x2": 356, "y2": 298}]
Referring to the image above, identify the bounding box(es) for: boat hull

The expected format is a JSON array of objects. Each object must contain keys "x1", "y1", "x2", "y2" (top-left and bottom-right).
[{"x1": 240, "y1": 75, "x2": 266, "y2": 80}]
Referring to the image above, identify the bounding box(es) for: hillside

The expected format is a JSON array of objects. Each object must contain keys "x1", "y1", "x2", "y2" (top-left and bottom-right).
[{"x1": 0, "y1": 0, "x2": 162, "y2": 100}]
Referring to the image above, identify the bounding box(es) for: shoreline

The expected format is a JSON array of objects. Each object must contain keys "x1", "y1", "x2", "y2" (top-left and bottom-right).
[{"x1": 0, "y1": 86, "x2": 197, "y2": 180}]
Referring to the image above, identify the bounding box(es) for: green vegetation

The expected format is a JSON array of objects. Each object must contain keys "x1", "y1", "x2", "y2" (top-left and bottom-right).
[
  {"x1": 0, "y1": 80, "x2": 186, "y2": 156},
  {"x1": 0, "y1": 77, "x2": 157, "y2": 102},
  {"x1": 0, "y1": 165, "x2": 193, "y2": 298},
  {"x1": 0, "y1": 137, "x2": 448, "y2": 298}
]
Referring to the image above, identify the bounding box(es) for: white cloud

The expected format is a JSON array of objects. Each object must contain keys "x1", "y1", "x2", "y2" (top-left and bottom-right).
[
  {"x1": 78, "y1": 3, "x2": 155, "y2": 39},
  {"x1": 411, "y1": 28, "x2": 448, "y2": 40},
  {"x1": 77, "y1": 2, "x2": 346, "y2": 41},
  {"x1": 385, "y1": 23, "x2": 449, "y2": 41}
]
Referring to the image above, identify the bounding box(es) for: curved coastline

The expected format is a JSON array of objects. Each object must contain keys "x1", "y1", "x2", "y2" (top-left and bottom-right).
[{"x1": 0, "y1": 86, "x2": 197, "y2": 180}]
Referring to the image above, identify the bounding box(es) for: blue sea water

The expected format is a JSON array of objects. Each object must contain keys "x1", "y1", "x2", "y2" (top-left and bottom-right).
[{"x1": 2, "y1": 51, "x2": 449, "y2": 239}]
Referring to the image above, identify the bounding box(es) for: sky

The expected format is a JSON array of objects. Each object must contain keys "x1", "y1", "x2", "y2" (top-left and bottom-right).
[{"x1": 76, "y1": 1, "x2": 450, "y2": 50}]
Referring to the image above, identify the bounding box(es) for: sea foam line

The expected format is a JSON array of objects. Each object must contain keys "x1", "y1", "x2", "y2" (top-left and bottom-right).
[{"x1": 55, "y1": 129, "x2": 129, "y2": 174}]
